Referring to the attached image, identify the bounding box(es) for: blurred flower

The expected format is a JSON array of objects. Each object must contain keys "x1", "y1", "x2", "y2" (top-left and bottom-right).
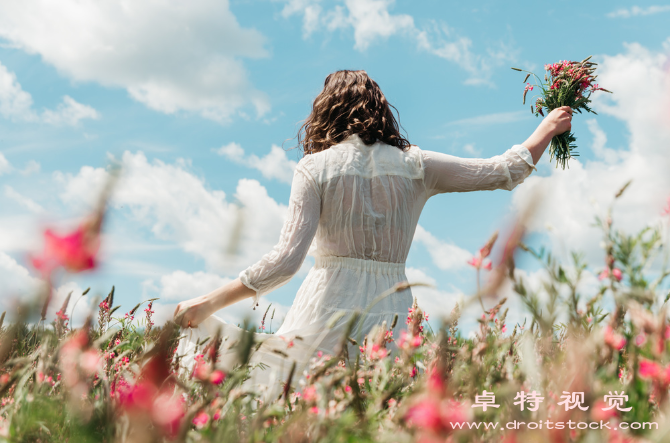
[
  {"x1": 598, "y1": 267, "x2": 623, "y2": 282},
  {"x1": 31, "y1": 214, "x2": 103, "y2": 278},
  {"x1": 405, "y1": 398, "x2": 470, "y2": 436},
  {"x1": 210, "y1": 370, "x2": 226, "y2": 385},
  {"x1": 603, "y1": 326, "x2": 626, "y2": 351},
  {"x1": 192, "y1": 412, "x2": 209, "y2": 428},
  {"x1": 639, "y1": 359, "x2": 661, "y2": 379},
  {"x1": 662, "y1": 196, "x2": 670, "y2": 216}
]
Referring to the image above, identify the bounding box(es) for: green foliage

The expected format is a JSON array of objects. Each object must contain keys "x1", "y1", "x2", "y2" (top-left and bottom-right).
[{"x1": 1, "y1": 191, "x2": 670, "y2": 442}]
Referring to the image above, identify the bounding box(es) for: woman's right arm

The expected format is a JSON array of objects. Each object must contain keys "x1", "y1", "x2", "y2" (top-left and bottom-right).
[{"x1": 422, "y1": 106, "x2": 573, "y2": 197}]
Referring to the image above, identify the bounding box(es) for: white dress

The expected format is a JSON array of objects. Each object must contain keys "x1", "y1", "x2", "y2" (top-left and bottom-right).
[{"x1": 177, "y1": 133, "x2": 536, "y2": 400}]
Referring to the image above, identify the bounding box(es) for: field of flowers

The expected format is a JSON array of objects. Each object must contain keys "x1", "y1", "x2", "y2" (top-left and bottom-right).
[{"x1": 1, "y1": 181, "x2": 670, "y2": 443}]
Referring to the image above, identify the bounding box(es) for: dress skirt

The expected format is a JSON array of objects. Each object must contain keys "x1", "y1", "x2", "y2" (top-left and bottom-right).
[{"x1": 177, "y1": 256, "x2": 413, "y2": 402}]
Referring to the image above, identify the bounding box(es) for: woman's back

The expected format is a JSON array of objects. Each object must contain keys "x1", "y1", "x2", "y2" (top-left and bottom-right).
[{"x1": 308, "y1": 133, "x2": 426, "y2": 264}]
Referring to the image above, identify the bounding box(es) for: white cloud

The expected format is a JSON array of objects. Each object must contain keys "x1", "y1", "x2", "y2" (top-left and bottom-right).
[
  {"x1": 0, "y1": 0, "x2": 269, "y2": 123},
  {"x1": 511, "y1": 42, "x2": 670, "y2": 267},
  {"x1": 4, "y1": 185, "x2": 44, "y2": 213},
  {"x1": 446, "y1": 110, "x2": 529, "y2": 127},
  {"x1": 55, "y1": 151, "x2": 302, "y2": 276},
  {"x1": 607, "y1": 5, "x2": 670, "y2": 18},
  {"x1": 20, "y1": 160, "x2": 40, "y2": 176},
  {"x1": 0, "y1": 152, "x2": 10, "y2": 175},
  {"x1": 0, "y1": 251, "x2": 41, "y2": 305},
  {"x1": 0, "y1": 61, "x2": 98, "y2": 125},
  {"x1": 412, "y1": 224, "x2": 472, "y2": 271},
  {"x1": 0, "y1": 215, "x2": 41, "y2": 253},
  {"x1": 0, "y1": 61, "x2": 33, "y2": 120},
  {"x1": 462, "y1": 143, "x2": 481, "y2": 156},
  {"x1": 281, "y1": 0, "x2": 324, "y2": 37},
  {"x1": 415, "y1": 23, "x2": 519, "y2": 86},
  {"x1": 405, "y1": 266, "x2": 463, "y2": 320},
  {"x1": 214, "y1": 143, "x2": 298, "y2": 184},
  {"x1": 41, "y1": 95, "x2": 100, "y2": 126},
  {"x1": 326, "y1": 0, "x2": 415, "y2": 51},
  {"x1": 280, "y1": 0, "x2": 517, "y2": 85}
]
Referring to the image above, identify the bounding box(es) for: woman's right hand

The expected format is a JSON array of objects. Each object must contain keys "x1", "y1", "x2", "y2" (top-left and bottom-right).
[
  {"x1": 173, "y1": 295, "x2": 216, "y2": 329},
  {"x1": 543, "y1": 106, "x2": 573, "y2": 136}
]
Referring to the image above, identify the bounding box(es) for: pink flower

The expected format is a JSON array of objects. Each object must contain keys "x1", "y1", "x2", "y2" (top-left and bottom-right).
[
  {"x1": 209, "y1": 370, "x2": 226, "y2": 385},
  {"x1": 151, "y1": 392, "x2": 185, "y2": 436},
  {"x1": 639, "y1": 359, "x2": 661, "y2": 378},
  {"x1": 467, "y1": 256, "x2": 481, "y2": 268},
  {"x1": 80, "y1": 349, "x2": 100, "y2": 376},
  {"x1": 310, "y1": 407, "x2": 319, "y2": 414},
  {"x1": 192, "y1": 411, "x2": 209, "y2": 428},
  {"x1": 603, "y1": 326, "x2": 626, "y2": 351},
  {"x1": 662, "y1": 196, "x2": 670, "y2": 216},
  {"x1": 591, "y1": 400, "x2": 618, "y2": 421},
  {"x1": 635, "y1": 334, "x2": 646, "y2": 347},
  {"x1": 192, "y1": 354, "x2": 211, "y2": 381},
  {"x1": 405, "y1": 398, "x2": 470, "y2": 435},
  {"x1": 302, "y1": 385, "x2": 318, "y2": 402},
  {"x1": 31, "y1": 224, "x2": 100, "y2": 276},
  {"x1": 598, "y1": 267, "x2": 623, "y2": 282},
  {"x1": 524, "y1": 83, "x2": 534, "y2": 92}
]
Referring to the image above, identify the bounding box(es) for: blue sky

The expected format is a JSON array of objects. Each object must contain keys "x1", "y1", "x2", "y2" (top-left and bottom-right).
[{"x1": 1, "y1": 0, "x2": 669, "y2": 333}]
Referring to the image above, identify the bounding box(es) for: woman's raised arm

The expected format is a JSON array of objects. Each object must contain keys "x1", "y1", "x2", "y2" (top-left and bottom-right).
[
  {"x1": 421, "y1": 106, "x2": 572, "y2": 198},
  {"x1": 174, "y1": 158, "x2": 321, "y2": 328}
]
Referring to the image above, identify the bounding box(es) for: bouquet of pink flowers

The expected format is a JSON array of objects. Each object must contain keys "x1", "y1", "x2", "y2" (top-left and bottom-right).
[{"x1": 512, "y1": 56, "x2": 612, "y2": 169}]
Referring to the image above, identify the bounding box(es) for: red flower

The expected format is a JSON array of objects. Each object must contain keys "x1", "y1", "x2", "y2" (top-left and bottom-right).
[
  {"x1": 405, "y1": 398, "x2": 470, "y2": 435},
  {"x1": 191, "y1": 411, "x2": 209, "y2": 428},
  {"x1": 603, "y1": 326, "x2": 626, "y2": 351},
  {"x1": 598, "y1": 267, "x2": 623, "y2": 282},
  {"x1": 31, "y1": 221, "x2": 101, "y2": 277},
  {"x1": 639, "y1": 359, "x2": 661, "y2": 378},
  {"x1": 209, "y1": 370, "x2": 225, "y2": 385}
]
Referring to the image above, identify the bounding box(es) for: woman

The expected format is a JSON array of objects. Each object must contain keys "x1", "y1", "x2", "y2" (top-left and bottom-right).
[{"x1": 174, "y1": 70, "x2": 572, "y2": 399}]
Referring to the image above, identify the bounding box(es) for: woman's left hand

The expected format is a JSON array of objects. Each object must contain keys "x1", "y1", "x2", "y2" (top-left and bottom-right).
[{"x1": 173, "y1": 295, "x2": 216, "y2": 328}]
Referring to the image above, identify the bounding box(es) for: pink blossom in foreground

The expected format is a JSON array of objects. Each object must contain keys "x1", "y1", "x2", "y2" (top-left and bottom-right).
[
  {"x1": 302, "y1": 385, "x2": 318, "y2": 402},
  {"x1": 663, "y1": 196, "x2": 670, "y2": 216},
  {"x1": 598, "y1": 267, "x2": 623, "y2": 282},
  {"x1": 405, "y1": 398, "x2": 470, "y2": 435},
  {"x1": 31, "y1": 223, "x2": 101, "y2": 277},
  {"x1": 151, "y1": 392, "x2": 186, "y2": 435},
  {"x1": 639, "y1": 359, "x2": 661, "y2": 378},
  {"x1": 591, "y1": 400, "x2": 618, "y2": 421},
  {"x1": 192, "y1": 412, "x2": 209, "y2": 428},
  {"x1": 192, "y1": 354, "x2": 211, "y2": 381},
  {"x1": 209, "y1": 370, "x2": 226, "y2": 385},
  {"x1": 603, "y1": 326, "x2": 626, "y2": 351}
]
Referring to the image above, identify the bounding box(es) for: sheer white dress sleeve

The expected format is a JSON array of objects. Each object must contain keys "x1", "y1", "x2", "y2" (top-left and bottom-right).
[
  {"x1": 420, "y1": 144, "x2": 537, "y2": 198},
  {"x1": 238, "y1": 158, "x2": 321, "y2": 308}
]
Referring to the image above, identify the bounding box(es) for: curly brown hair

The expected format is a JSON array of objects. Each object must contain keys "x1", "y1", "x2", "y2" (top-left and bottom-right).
[{"x1": 295, "y1": 70, "x2": 411, "y2": 156}]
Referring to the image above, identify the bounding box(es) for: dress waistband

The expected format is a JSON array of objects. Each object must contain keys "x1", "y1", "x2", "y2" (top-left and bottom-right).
[{"x1": 314, "y1": 256, "x2": 406, "y2": 275}]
